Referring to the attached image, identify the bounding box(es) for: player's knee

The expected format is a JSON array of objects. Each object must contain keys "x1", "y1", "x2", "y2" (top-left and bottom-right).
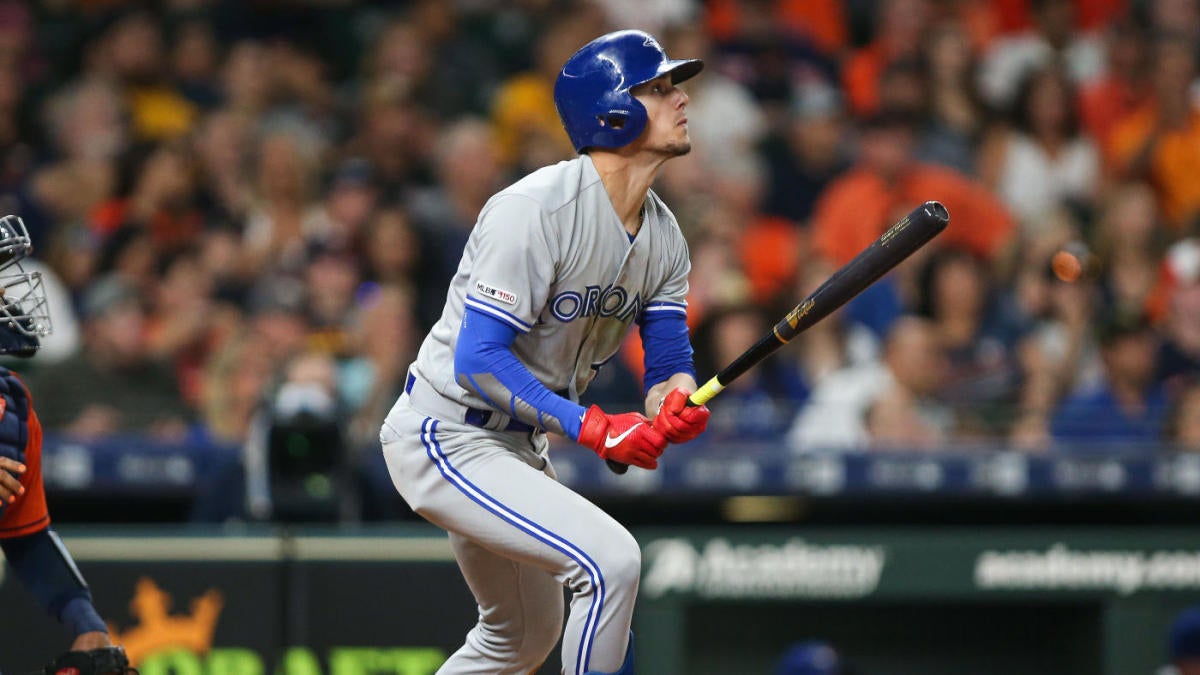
[{"x1": 595, "y1": 530, "x2": 642, "y2": 591}]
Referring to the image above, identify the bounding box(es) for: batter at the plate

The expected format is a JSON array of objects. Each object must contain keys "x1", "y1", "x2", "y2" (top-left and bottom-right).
[{"x1": 380, "y1": 29, "x2": 711, "y2": 675}]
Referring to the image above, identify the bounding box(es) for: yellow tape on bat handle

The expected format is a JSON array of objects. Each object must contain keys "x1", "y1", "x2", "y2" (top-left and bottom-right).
[{"x1": 688, "y1": 377, "x2": 724, "y2": 407}]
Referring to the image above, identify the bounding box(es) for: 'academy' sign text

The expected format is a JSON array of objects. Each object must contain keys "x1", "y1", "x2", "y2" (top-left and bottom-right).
[
  {"x1": 641, "y1": 537, "x2": 886, "y2": 599},
  {"x1": 975, "y1": 544, "x2": 1200, "y2": 595}
]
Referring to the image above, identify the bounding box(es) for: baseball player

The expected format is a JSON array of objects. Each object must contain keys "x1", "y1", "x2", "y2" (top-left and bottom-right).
[
  {"x1": 380, "y1": 30, "x2": 710, "y2": 675},
  {"x1": 0, "y1": 215, "x2": 135, "y2": 674}
]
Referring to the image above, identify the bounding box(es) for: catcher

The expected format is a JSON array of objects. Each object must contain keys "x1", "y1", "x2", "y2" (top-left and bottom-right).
[{"x1": 0, "y1": 215, "x2": 133, "y2": 675}]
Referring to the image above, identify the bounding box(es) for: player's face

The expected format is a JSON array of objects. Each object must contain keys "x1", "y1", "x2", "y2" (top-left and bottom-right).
[{"x1": 632, "y1": 74, "x2": 691, "y2": 157}]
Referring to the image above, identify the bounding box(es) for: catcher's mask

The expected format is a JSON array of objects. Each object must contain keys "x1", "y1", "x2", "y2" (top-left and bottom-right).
[{"x1": 0, "y1": 215, "x2": 50, "y2": 357}]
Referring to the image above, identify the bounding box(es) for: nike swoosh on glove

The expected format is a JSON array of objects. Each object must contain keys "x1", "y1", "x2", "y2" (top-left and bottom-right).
[
  {"x1": 653, "y1": 387, "x2": 710, "y2": 443},
  {"x1": 577, "y1": 405, "x2": 668, "y2": 470}
]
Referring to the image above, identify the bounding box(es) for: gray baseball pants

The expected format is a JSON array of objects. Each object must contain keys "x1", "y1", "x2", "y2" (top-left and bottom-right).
[{"x1": 381, "y1": 395, "x2": 638, "y2": 675}]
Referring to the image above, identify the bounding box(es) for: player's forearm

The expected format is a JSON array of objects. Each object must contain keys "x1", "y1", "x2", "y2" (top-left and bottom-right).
[
  {"x1": 456, "y1": 365, "x2": 585, "y2": 438},
  {"x1": 455, "y1": 309, "x2": 586, "y2": 438},
  {"x1": 0, "y1": 528, "x2": 107, "y2": 638},
  {"x1": 644, "y1": 373, "x2": 698, "y2": 418},
  {"x1": 639, "y1": 309, "x2": 697, "y2": 416}
]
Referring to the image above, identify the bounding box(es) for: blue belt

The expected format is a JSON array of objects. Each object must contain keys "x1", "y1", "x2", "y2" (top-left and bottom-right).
[{"x1": 405, "y1": 373, "x2": 539, "y2": 433}]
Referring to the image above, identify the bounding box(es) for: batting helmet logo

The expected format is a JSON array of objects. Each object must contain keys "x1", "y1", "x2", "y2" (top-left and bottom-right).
[{"x1": 553, "y1": 30, "x2": 703, "y2": 153}]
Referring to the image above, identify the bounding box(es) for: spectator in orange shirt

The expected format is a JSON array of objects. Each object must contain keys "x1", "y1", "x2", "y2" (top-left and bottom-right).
[
  {"x1": 1079, "y1": 18, "x2": 1147, "y2": 149},
  {"x1": 811, "y1": 111, "x2": 1016, "y2": 268},
  {"x1": 1106, "y1": 31, "x2": 1200, "y2": 230}
]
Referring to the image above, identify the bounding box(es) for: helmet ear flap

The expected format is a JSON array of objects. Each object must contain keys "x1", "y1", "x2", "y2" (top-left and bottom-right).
[
  {"x1": 620, "y1": 100, "x2": 649, "y2": 143},
  {"x1": 599, "y1": 113, "x2": 627, "y2": 130},
  {"x1": 596, "y1": 98, "x2": 648, "y2": 148}
]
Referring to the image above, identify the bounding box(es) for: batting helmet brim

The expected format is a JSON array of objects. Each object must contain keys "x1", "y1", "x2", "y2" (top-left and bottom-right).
[{"x1": 654, "y1": 58, "x2": 704, "y2": 87}]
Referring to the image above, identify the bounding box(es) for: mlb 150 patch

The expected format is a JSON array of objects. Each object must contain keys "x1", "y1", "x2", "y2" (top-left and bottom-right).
[{"x1": 475, "y1": 281, "x2": 518, "y2": 305}]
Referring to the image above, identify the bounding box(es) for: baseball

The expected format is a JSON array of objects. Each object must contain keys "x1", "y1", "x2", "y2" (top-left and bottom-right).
[{"x1": 1052, "y1": 250, "x2": 1083, "y2": 283}]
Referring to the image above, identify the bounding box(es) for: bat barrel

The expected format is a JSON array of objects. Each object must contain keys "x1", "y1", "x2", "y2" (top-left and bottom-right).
[
  {"x1": 606, "y1": 201, "x2": 948, "y2": 476},
  {"x1": 771, "y1": 201, "x2": 949, "y2": 343}
]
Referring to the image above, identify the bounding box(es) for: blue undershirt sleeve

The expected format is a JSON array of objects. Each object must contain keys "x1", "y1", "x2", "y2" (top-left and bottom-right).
[
  {"x1": 455, "y1": 307, "x2": 588, "y2": 439},
  {"x1": 639, "y1": 310, "x2": 696, "y2": 395},
  {"x1": 0, "y1": 528, "x2": 107, "y2": 637}
]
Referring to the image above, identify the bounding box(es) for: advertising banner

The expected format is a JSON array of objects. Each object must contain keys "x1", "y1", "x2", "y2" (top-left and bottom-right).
[
  {"x1": 0, "y1": 533, "x2": 476, "y2": 675},
  {"x1": 633, "y1": 527, "x2": 1200, "y2": 675},
  {"x1": 637, "y1": 526, "x2": 1200, "y2": 601},
  {"x1": 4, "y1": 526, "x2": 1199, "y2": 675}
]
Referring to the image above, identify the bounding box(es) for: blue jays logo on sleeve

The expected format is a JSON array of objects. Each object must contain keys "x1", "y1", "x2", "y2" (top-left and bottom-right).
[{"x1": 550, "y1": 285, "x2": 642, "y2": 323}]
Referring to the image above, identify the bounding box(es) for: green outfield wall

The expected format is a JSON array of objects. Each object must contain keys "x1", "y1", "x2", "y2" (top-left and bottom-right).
[{"x1": 1, "y1": 525, "x2": 1196, "y2": 674}]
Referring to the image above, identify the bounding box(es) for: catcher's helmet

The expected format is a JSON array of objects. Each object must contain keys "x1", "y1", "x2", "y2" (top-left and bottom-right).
[
  {"x1": 554, "y1": 30, "x2": 703, "y2": 153},
  {"x1": 0, "y1": 215, "x2": 50, "y2": 357}
]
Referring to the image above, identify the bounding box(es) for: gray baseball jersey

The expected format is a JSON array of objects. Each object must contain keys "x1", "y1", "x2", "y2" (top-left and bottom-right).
[
  {"x1": 381, "y1": 153, "x2": 690, "y2": 675},
  {"x1": 388, "y1": 154, "x2": 690, "y2": 434}
]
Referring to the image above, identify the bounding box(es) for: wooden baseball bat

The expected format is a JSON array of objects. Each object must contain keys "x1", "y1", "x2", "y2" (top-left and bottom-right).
[{"x1": 606, "y1": 200, "x2": 950, "y2": 474}]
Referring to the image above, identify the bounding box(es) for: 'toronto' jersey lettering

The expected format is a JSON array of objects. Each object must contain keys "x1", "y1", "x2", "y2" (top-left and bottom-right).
[{"x1": 550, "y1": 285, "x2": 642, "y2": 323}]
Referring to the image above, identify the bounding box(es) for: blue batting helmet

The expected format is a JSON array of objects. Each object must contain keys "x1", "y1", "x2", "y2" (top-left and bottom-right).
[{"x1": 554, "y1": 30, "x2": 703, "y2": 153}]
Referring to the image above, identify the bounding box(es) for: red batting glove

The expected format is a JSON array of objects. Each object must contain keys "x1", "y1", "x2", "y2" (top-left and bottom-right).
[
  {"x1": 653, "y1": 388, "x2": 710, "y2": 443},
  {"x1": 577, "y1": 405, "x2": 668, "y2": 470}
]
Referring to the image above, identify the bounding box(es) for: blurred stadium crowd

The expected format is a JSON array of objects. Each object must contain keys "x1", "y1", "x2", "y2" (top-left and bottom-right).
[{"x1": 1, "y1": 0, "x2": 1199, "y2": 466}]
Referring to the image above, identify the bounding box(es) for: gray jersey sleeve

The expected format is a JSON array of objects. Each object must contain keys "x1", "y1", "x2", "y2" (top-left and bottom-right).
[
  {"x1": 463, "y1": 195, "x2": 558, "y2": 332},
  {"x1": 453, "y1": 193, "x2": 585, "y2": 436},
  {"x1": 645, "y1": 208, "x2": 691, "y2": 313}
]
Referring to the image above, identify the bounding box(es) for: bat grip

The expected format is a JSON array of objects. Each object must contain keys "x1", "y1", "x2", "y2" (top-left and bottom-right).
[{"x1": 605, "y1": 380, "x2": 718, "y2": 474}]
